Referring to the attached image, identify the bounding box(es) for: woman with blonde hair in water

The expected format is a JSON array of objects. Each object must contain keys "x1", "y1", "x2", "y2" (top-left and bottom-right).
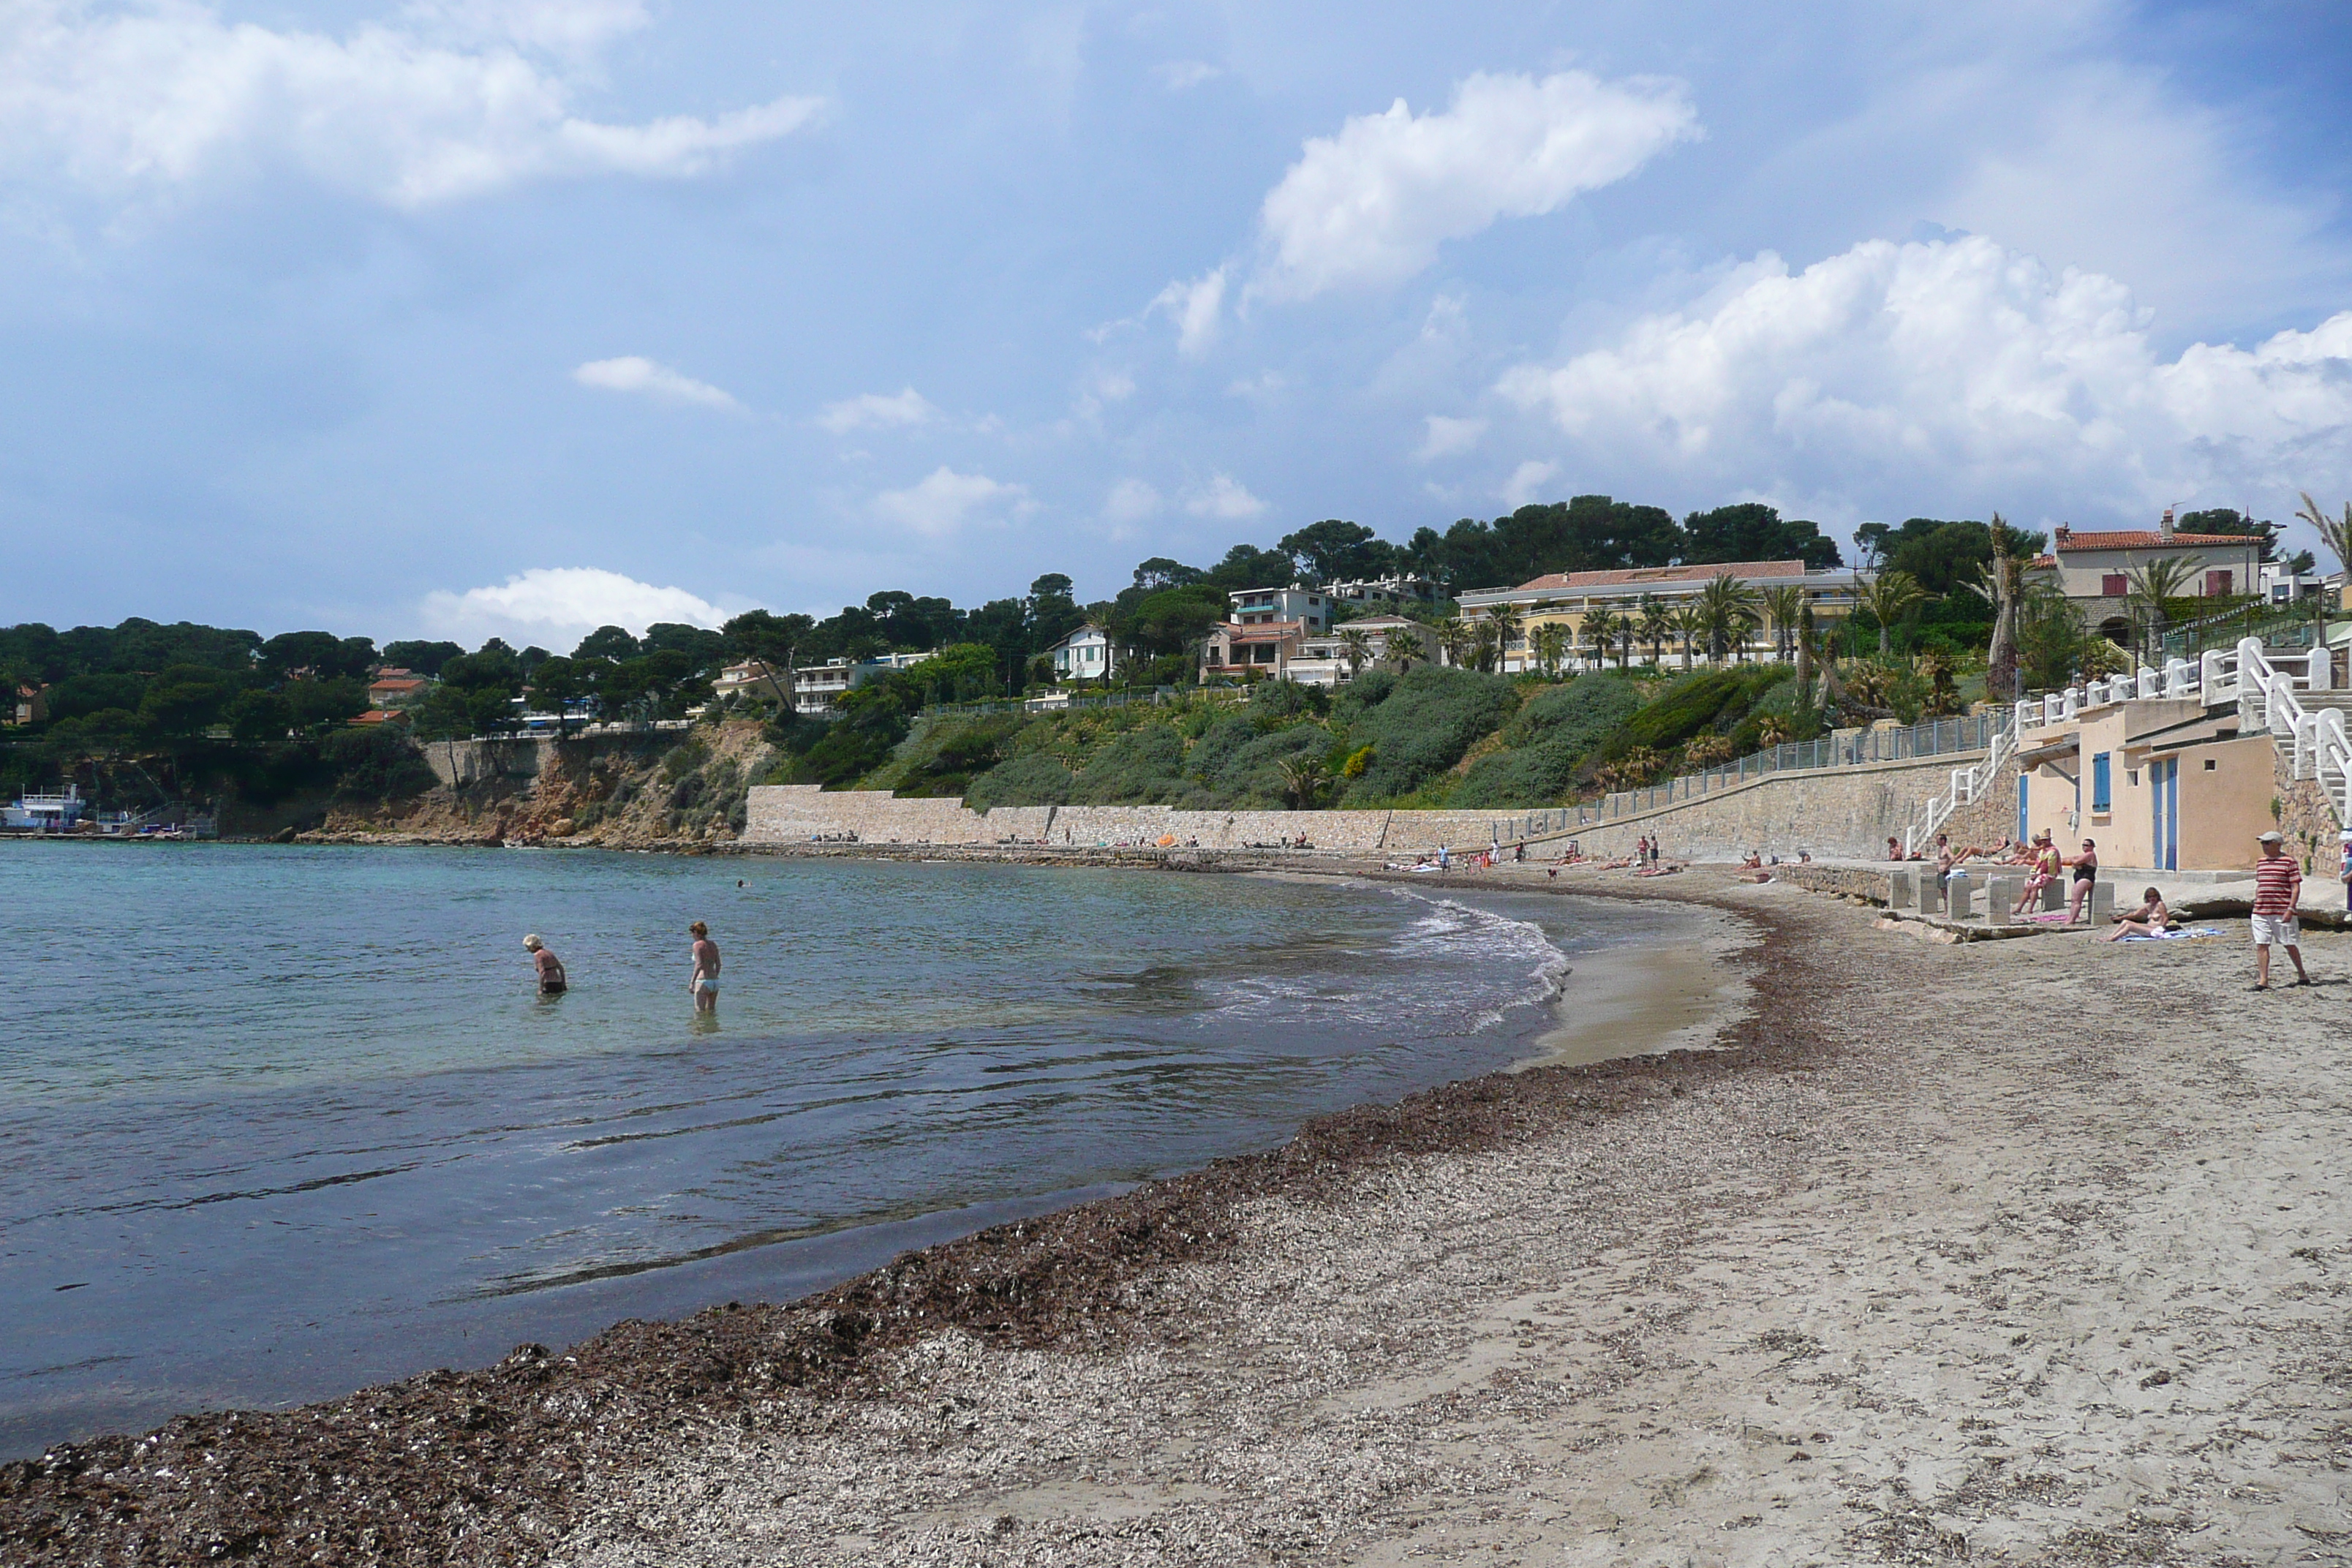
[
  {"x1": 687, "y1": 921, "x2": 720, "y2": 1012},
  {"x1": 521, "y1": 934, "x2": 565, "y2": 995}
]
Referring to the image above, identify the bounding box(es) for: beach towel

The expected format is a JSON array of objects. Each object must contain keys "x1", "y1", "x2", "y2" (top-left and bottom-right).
[{"x1": 2119, "y1": 927, "x2": 2220, "y2": 941}]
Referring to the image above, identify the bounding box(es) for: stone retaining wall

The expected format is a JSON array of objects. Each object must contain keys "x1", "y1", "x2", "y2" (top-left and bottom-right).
[
  {"x1": 418, "y1": 732, "x2": 674, "y2": 789},
  {"x1": 745, "y1": 754, "x2": 1978, "y2": 858},
  {"x1": 743, "y1": 786, "x2": 1513, "y2": 853},
  {"x1": 1504, "y1": 753, "x2": 1997, "y2": 862}
]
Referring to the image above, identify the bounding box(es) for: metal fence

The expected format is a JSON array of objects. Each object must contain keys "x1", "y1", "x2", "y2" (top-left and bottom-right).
[
  {"x1": 1484, "y1": 712, "x2": 1998, "y2": 843},
  {"x1": 924, "y1": 686, "x2": 1192, "y2": 719}
]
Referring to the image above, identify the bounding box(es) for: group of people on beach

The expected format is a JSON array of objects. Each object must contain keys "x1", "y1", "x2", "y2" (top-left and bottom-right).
[
  {"x1": 519, "y1": 923, "x2": 722, "y2": 1010},
  {"x1": 1919, "y1": 818, "x2": 2349, "y2": 990}
]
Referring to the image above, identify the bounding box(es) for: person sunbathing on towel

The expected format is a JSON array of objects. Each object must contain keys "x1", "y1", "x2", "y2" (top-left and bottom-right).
[{"x1": 2105, "y1": 887, "x2": 2171, "y2": 942}]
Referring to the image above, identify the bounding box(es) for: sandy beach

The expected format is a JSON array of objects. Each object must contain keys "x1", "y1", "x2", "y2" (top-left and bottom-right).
[{"x1": 7, "y1": 866, "x2": 2350, "y2": 1565}]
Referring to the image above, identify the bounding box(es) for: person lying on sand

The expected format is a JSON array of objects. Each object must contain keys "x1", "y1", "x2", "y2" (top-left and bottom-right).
[{"x1": 2106, "y1": 887, "x2": 2171, "y2": 941}]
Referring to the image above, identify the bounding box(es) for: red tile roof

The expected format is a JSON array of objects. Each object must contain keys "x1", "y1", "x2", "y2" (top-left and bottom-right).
[
  {"x1": 2053, "y1": 531, "x2": 2253, "y2": 551},
  {"x1": 1512, "y1": 559, "x2": 1810, "y2": 592}
]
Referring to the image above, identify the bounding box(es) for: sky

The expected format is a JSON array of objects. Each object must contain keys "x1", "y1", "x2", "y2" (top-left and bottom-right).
[{"x1": 2, "y1": 0, "x2": 2348, "y2": 649}]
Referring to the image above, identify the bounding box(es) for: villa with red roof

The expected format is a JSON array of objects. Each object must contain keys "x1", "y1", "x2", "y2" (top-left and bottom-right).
[
  {"x1": 1454, "y1": 559, "x2": 1873, "y2": 672},
  {"x1": 2027, "y1": 510, "x2": 2266, "y2": 644}
]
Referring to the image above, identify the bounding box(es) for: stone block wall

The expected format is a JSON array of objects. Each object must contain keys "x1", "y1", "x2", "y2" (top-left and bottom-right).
[
  {"x1": 743, "y1": 786, "x2": 1518, "y2": 853},
  {"x1": 1500, "y1": 753, "x2": 1995, "y2": 862}
]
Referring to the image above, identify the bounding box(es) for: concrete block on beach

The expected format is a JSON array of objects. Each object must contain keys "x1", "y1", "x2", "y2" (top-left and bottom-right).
[
  {"x1": 1918, "y1": 874, "x2": 1945, "y2": 915},
  {"x1": 2040, "y1": 878, "x2": 2064, "y2": 913},
  {"x1": 1984, "y1": 876, "x2": 2016, "y2": 924},
  {"x1": 2090, "y1": 881, "x2": 2116, "y2": 922},
  {"x1": 1943, "y1": 871, "x2": 1973, "y2": 919},
  {"x1": 1886, "y1": 869, "x2": 1915, "y2": 912}
]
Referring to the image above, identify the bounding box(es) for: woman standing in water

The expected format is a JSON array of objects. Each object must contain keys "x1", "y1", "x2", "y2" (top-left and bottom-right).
[
  {"x1": 687, "y1": 921, "x2": 720, "y2": 1012},
  {"x1": 522, "y1": 934, "x2": 566, "y2": 995}
]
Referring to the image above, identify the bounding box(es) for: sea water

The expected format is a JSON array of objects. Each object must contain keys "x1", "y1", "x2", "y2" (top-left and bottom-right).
[{"x1": 0, "y1": 843, "x2": 1672, "y2": 1455}]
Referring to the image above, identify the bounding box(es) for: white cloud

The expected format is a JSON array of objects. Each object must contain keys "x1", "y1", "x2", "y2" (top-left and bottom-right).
[
  {"x1": 817, "y1": 387, "x2": 940, "y2": 434},
  {"x1": 0, "y1": 0, "x2": 823, "y2": 207},
  {"x1": 1149, "y1": 265, "x2": 1226, "y2": 358},
  {"x1": 1417, "y1": 415, "x2": 1486, "y2": 461},
  {"x1": 573, "y1": 355, "x2": 740, "y2": 411},
  {"x1": 421, "y1": 567, "x2": 728, "y2": 647},
  {"x1": 872, "y1": 467, "x2": 1030, "y2": 536},
  {"x1": 1501, "y1": 459, "x2": 1558, "y2": 508},
  {"x1": 1104, "y1": 478, "x2": 1163, "y2": 526},
  {"x1": 1153, "y1": 60, "x2": 1220, "y2": 91},
  {"x1": 1184, "y1": 472, "x2": 1266, "y2": 520},
  {"x1": 1496, "y1": 234, "x2": 2352, "y2": 527},
  {"x1": 1254, "y1": 69, "x2": 1698, "y2": 301}
]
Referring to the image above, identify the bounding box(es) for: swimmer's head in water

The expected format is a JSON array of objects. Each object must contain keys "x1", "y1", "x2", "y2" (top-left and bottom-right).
[
  {"x1": 689, "y1": 921, "x2": 709, "y2": 938},
  {"x1": 522, "y1": 934, "x2": 543, "y2": 951}
]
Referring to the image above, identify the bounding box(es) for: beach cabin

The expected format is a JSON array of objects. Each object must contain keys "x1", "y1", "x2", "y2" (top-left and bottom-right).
[{"x1": 2013, "y1": 698, "x2": 2277, "y2": 872}]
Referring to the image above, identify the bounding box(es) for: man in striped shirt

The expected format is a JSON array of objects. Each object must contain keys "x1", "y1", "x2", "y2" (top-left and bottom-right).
[{"x1": 2252, "y1": 830, "x2": 2310, "y2": 990}]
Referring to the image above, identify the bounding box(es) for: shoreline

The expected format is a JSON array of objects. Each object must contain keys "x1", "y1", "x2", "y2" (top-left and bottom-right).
[
  {"x1": 15, "y1": 862, "x2": 2344, "y2": 1564},
  {"x1": 0, "y1": 873, "x2": 1774, "y2": 1565}
]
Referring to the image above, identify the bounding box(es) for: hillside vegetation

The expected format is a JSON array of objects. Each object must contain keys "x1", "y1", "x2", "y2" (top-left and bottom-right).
[{"x1": 837, "y1": 665, "x2": 1812, "y2": 813}]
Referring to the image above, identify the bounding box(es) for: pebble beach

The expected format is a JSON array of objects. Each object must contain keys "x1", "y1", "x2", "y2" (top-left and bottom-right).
[{"x1": 7, "y1": 867, "x2": 2348, "y2": 1565}]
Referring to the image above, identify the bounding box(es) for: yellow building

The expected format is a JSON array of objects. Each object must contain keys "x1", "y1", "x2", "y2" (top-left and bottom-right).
[{"x1": 1454, "y1": 559, "x2": 1869, "y2": 671}]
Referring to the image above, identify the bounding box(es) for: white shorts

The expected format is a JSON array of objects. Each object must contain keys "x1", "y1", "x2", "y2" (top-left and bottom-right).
[{"x1": 2251, "y1": 913, "x2": 2299, "y2": 947}]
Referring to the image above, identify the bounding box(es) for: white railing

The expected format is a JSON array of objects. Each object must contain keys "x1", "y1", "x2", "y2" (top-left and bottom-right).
[
  {"x1": 2005, "y1": 638, "x2": 2351, "y2": 829},
  {"x1": 1906, "y1": 707, "x2": 2020, "y2": 855}
]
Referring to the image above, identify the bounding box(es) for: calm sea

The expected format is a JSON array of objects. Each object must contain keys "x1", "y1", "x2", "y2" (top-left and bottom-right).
[{"x1": 0, "y1": 843, "x2": 1667, "y2": 1455}]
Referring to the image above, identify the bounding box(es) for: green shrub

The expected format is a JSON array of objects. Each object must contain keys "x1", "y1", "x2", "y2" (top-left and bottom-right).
[
  {"x1": 321, "y1": 725, "x2": 436, "y2": 802},
  {"x1": 1068, "y1": 723, "x2": 1188, "y2": 804},
  {"x1": 1198, "y1": 723, "x2": 1338, "y2": 807},
  {"x1": 1451, "y1": 740, "x2": 1586, "y2": 807},
  {"x1": 1589, "y1": 667, "x2": 1790, "y2": 768},
  {"x1": 1501, "y1": 673, "x2": 1645, "y2": 750},
  {"x1": 1337, "y1": 666, "x2": 1517, "y2": 802},
  {"x1": 965, "y1": 750, "x2": 1077, "y2": 808}
]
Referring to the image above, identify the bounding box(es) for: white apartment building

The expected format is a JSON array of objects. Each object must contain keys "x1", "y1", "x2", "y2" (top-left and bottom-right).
[
  {"x1": 1284, "y1": 615, "x2": 1440, "y2": 687},
  {"x1": 1229, "y1": 586, "x2": 1333, "y2": 632},
  {"x1": 792, "y1": 650, "x2": 937, "y2": 713}
]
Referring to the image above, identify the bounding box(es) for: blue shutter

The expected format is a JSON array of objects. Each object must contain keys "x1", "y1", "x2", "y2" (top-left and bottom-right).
[{"x1": 2092, "y1": 753, "x2": 2111, "y2": 813}]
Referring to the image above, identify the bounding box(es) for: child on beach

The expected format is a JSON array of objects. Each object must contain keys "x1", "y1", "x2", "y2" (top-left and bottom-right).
[{"x1": 687, "y1": 921, "x2": 720, "y2": 1011}]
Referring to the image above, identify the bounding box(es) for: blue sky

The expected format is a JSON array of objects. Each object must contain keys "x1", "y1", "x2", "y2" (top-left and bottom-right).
[{"x1": 3, "y1": 0, "x2": 2348, "y2": 647}]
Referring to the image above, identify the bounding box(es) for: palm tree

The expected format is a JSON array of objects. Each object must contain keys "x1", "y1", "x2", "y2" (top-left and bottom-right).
[
  {"x1": 1333, "y1": 626, "x2": 1374, "y2": 682},
  {"x1": 1381, "y1": 624, "x2": 1421, "y2": 673},
  {"x1": 1637, "y1": 595, "x2": 1673, "y2": 668},
  {"x1": 2125, "y1": 557, "x2": 2199, "y2": 662},
  {"x1": 1795, "y1": 601, "x2": 1817, "y2": 697},
  {"x1": 1966, "y1": 513, "x2": 2039, "y2": 700},
  {"x1": 2298, "y1": 491, "x2": 2352, "y2": 576},
  {"x1": 1582, "y1": 606, "x2": 1622, "y2": 673},
  {"x1": 1531, "y1": 621, "x2": 1572, "y2": 679},
  {"x1": 1483, "y1": 606, "x2": 1525, "y2": 671},
  {"x1": 1697, "y1": 573, "x2": 1763, "y2": 663},
  {"x1": 1671, "y1": 603, "x2": 1707, "y2": 670},
  {"x1": 1760, "y1": 584, "x2": 1805, "y2": 663},
  {"x1": 2295, "y1": 492, "x2": 2348, "y2": 641},
  {"x1": 1855, "y1": 570, "x2": 1927, "y2": 655},
  {"x1": 1276, "y1": 753, "x2": 1330, "y2": 810},
  {"x1": 1436, "y1": 618, "x2": 1473, "y2": 668},
  {"x1": 1469, "y1": 619, "x2": 1501, "y2": 672}
]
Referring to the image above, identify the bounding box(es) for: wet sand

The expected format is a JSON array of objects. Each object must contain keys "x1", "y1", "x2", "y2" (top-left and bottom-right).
[{"x1": 9, "y1": 868, "x2": 2351, "y2": 1564}]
